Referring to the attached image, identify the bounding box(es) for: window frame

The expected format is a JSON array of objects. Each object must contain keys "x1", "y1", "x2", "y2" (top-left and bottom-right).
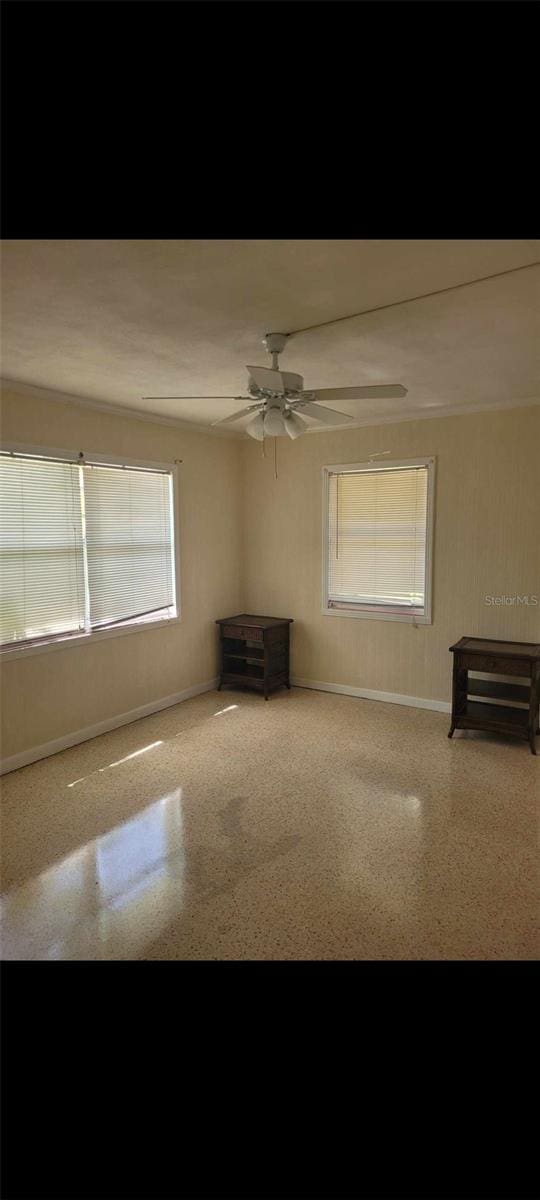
[
  {"x1": 0, "y1": 442, "x2": 181, "y2": 660},
  {"x1": 321, "y1": 456, "x2": 436, "y2": 625}
]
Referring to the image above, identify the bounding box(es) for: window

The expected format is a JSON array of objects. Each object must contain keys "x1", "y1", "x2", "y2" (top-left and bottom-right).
[
  {"x1": 0, "y1": 449, "x2": 178, "y2": 653},
  {"x1": 322, "y1": 457, "x2": 435, "y2": 623}
]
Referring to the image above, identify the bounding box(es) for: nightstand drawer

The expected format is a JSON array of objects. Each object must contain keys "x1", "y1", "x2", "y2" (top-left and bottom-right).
[
  {"x1": 223, "y1": 624, "x2": 263, "y2": 642},
  {"x1": 459, "y1": 653, "x2": 531, "y2": 676}
]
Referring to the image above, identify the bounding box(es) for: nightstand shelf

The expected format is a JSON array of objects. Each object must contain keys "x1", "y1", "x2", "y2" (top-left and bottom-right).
[
  {"x1": 460, "y1": 700, "x2": 528, "y2": 729},
  {"x1": 216, "y1": 614, "x2": 293, "y2": 699},
  {"x1": 466, "y1": 679, "x2": 530, "y2": 704},
  {"x1": 222, "y1": 642, "x2": 264, "y2": 661}
]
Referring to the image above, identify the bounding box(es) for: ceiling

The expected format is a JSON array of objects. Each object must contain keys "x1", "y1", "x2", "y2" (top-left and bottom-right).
[{"x1": 2, "y1": 240, "x2": 539, "y2": 433}]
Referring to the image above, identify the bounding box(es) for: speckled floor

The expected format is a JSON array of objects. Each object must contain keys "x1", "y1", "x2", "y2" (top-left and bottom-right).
[{"x1": 1, "y1": 686, "x2": 538, "y2": 960}]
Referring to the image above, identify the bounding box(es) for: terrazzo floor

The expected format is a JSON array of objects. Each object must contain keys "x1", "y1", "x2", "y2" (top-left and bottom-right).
[{"x1": 1, "y1": 686, "x2": 538, "y2": 960}]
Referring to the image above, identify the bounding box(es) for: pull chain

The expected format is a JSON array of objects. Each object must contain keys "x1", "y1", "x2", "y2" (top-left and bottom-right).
[{"x1": 274, "y1": 437, "x2": 278, "y2": 479}]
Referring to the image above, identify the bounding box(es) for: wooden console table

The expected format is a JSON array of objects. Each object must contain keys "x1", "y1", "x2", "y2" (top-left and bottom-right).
[
  {"x1": 448, "y1": 637, "x2": 540, "y2": 754},
  {"x1": 216, "y1": 614, "x2": 293, "y2": 699}
]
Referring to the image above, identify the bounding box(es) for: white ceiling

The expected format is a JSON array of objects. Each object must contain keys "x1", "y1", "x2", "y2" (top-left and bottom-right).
[{"x1": 1, "y1": 240, "x2": 539, "y2": 433}]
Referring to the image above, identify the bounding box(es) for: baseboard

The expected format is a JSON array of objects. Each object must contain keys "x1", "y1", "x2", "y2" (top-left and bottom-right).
[
  {"x1": 0, "y1": 678, "x2": 219, "y2": 775},
  {"x1": 291, "y1": 677, "x2": 452, "y2": 713},
  {"x1": 1, "y1": 675, "x2": 450, "y2": 775}
]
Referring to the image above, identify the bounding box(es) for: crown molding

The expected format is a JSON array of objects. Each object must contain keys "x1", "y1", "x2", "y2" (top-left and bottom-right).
[
  {"x1": 2, "y1": 377, "x2": 538, "y2": 442},
  {"x1": 0, "y1": 378, "x2": 243, "y2": 438},
  {"x1": 289, "y1": 393, "x2": 540, "y2": 436}
]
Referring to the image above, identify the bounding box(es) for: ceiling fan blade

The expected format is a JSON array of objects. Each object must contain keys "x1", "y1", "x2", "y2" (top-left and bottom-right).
[
  {"x1": 246, "y1": 365, "x2": 285, "y2": 393},
  {"x1": 211, "y1": 404, "x2": 263, "y2": 426},
  {"x1": 293, "y1": 401, "x2": 354, "y2": 425},
  {"x1": 246, "y1": 366, "x2": 304, "y2": 394},
  {"x1": 307, "y1": 385, "x2": 408, "y2": 402},
  {"x1": 141, "y1": 394, "x2": 243, "y2": 400},
  {"x1": 280, "y1": 370, "x2": 304, "y2": 392}
]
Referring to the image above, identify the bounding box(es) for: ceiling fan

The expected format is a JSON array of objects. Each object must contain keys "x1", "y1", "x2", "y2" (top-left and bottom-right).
[{"x1": 143, "y1": 333, "x2": 408, "y2": 440}]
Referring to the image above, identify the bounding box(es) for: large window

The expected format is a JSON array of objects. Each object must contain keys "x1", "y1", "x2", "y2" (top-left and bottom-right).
[
  {"x1": 0, "y1": 449, "x2": 177, "y2": 653},
  {"x1": 322, "y1": 457, "x2": 435, "y2": 623}
]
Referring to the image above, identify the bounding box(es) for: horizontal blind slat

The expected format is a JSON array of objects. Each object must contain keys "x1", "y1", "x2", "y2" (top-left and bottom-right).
[
  {"x1": 0, "y1": 457, "x2": 85, "y2": 645},
  {"x1": 83, "y1": 466, "x2": 174, "y2": 628},
  {"x1": 328, "y1": 467, "x2": 428, "y2": 608}
]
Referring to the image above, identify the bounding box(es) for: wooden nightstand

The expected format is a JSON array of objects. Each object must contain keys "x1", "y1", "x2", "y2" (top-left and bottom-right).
[
  {"x1": 448, "y1": 637, "x2": 540, "y2": 754},
  {"x1": 216, "y1": 614, "x2": 293, "y2": 700}
]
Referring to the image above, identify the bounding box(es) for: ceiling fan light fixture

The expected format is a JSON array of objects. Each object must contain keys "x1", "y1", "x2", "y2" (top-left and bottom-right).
[
  {"x1": 246, "y1": 412, "x2": 265, "y2": 441},
  {"x1": 283, "y1": 411, "x2": 308, "y2": 439},
  {"x1": 264, "y1": 408, "x2": 287, "y2": 437}
]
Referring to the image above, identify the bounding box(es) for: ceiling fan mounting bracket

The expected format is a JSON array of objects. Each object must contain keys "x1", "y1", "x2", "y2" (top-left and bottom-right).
[
  {"x1": 263, "y1": 332, "x2": 289, "y2": 357},
  {"x1": 262, "y1": 331, "x2": 289, "y2": 367}
]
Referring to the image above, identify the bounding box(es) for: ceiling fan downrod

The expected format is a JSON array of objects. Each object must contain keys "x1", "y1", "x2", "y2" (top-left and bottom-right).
[{"x1": 262, "y1": 332, "x2": 289, "y2": 372}]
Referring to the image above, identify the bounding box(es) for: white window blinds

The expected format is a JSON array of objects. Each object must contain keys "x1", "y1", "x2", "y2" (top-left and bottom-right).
[
  {"x1": 0, "y1": 455, "x2": 85, "y2": 646},
  {"x1": 84, "y1": 465, "x2": 175, "y2": 629},
  {"x1": 327, "y1": 465, "x2": 429, "y2": 616},
  {"x1": 0, "y1": 453, "x2": 176, "y2": 649}
]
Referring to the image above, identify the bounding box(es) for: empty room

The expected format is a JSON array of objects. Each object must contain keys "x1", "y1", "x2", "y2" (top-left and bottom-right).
[{"x1": 0, "y1": 239, "x2": 538, "y2": 961}]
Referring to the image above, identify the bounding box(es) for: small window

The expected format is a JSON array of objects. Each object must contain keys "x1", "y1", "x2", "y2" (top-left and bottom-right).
[
  {"x1": 0, "y1": 449, "x2": 178, "y2": 652},
  {"x1": 322, "y1": 457, "x2": 435, "y2": 623}
]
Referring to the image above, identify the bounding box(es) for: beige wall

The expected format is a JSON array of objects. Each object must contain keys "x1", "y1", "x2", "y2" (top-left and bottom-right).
[
  {"x1": 0, "y1": 388, "x2": 243, "y2": 758},
  {"x1": 241, "y1": 405, "x2": 540, "y2": 702},
  {"x1": 2, "y1": 389, "x2": 539, "y2": 762}
]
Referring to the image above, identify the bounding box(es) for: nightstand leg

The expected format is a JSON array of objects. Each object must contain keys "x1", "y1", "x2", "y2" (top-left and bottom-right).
[{"x1": 448, "y1": 724, "x2": 455, "y2": 738}]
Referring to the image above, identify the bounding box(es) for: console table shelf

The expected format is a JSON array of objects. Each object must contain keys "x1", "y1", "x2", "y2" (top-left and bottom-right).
[
  {"x1": 448, "y1": 637, "x2": 540, "y2": 754},
  {"x1": 216, "y1": 614, "x2": 293, "y2": 699}
]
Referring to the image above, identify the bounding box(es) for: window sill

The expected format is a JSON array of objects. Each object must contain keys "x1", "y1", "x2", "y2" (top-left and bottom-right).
[
  {"x1": 322, "y1": 605, "x2": 431, "y2": 624},
  {"x1": 0, "y1": 612, "x2": 181, "y2": 662}
]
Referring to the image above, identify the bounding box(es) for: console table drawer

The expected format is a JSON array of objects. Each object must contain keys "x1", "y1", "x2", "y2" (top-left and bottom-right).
[
  {"x1": 459, "y1": 653, "x2": 530, "y2": 676},
  {"x1": 223, "y1": 624, "x2": 263, "y2": 642}
]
